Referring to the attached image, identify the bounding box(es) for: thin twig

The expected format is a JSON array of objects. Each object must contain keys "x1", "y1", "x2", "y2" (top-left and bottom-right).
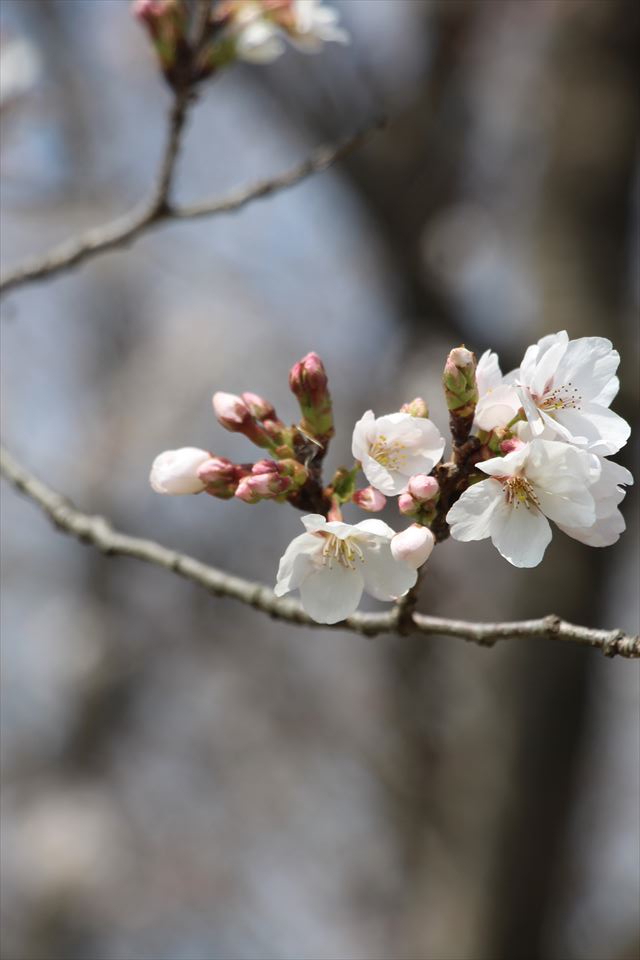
[
  {"x1": 0, "y1": 118, "x2": 385, "y2": 298},
  {"x1": 2, "y1": 444, "x2": 638, "y2": 659}
]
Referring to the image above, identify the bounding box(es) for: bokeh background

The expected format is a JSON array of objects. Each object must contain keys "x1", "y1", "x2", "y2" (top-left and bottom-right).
[{"x1": 1, "y1": 2, "x2": 639, "y2": 959}]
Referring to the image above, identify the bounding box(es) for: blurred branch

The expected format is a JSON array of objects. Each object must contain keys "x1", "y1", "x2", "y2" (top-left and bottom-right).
[
  {"x1": 0, "y1": 110, "x2": 384, "y2": 298},
  {"x1": 2, "y1": 443, "x2": 638, "y2": 659}
]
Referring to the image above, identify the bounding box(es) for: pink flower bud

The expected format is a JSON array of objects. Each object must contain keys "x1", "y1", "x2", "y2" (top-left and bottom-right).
[
  {"x1": 500, "y1": 437, "x2": 526, "y2": 454},
  {"x1": 133, "y1": 0, "x2": 167, "y2": 21},
  {"x1": 212, "y1": 392, "x2": 273, "y2": 449},
  {"x1": 235, "y1": 462, "x2": 292, "y2": 502},
  {"x1": 289, "y1": 352, "x2": 328, "y2": 400},
  {"x1": 289, "y1": 352, "x2": 334, "y2": 443},
  {"x1": 400, "y1": 397, "x2": 429, "y2": 418},
  {"x1": 196, "y1": 456, "x2": 238, "y2": 485},
  {"x1": 241, "y1": 392, "x2": 276, "y2": 421},
  {"x1": 391, "y1": 524, "x2": 435, "y2": 569},
  {"x1": 407, "y1": 474, "x2": 439, "y2": 503},
  {"x1": 352, "y1": 487, "x2": 387, "y2": 512},
  {"x1": 398, "y1": 492, "x2": 420, "y2": 516},
  {"x1": 149, "y1": 447, "x2": 210, "y2": 495},
  {"x1": 212, "y1": 391, "x2": 252, "y2": 430},
  {"x1": 234, "y1": 477, "x2": 261, "y2": 504},
  {"x1": 252, "y1": 458, "x2": 279, "y2": 476}
]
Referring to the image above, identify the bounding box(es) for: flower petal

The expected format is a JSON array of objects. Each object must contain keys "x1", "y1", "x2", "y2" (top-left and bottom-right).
[
  {"x1": 299, "y1": 565, "x2": 364, "y2": 623},
  {"x1": 446, "y1": 479, "x2": 503, "y2": 541},
  {"x1": 301, "y1": 514, "x2": 328, "y2": 533},
  {"x1": 351, "y1": 410, "x2": 376, "y2": 461},
  {"x1": 353, "y1": 518, "x2": 396, "y2": 540},
  {"x1": 361, "y1": 456, "x2": 405, "y2": 495},
  {"x1": 555, "y1": 404, "x2": 631, "y2": 455},
  {"x1": 274, "y1": 533, "x2": 320, "y2": 596},
  {"x1": 554, "y1": 336, "x2": 619, "y2": 402},
  {"x1": 559, "y1": 510, "x2": 626, "y2": 548},
  {"x1": 476, "y1": 349, "x2": 503, "y2": 395},
  {"x1": 490, "y1": 500, "x2": 552, "y2": 567},
  {"x1": 360, "y1": 540, "x2": 417, "y2": 601},
  {"x1": 474, "y1": 385, "x2": 520, "y2": 431},
  {"x1": 529, "y1": 339, "x2": 568, "y2": 398}
]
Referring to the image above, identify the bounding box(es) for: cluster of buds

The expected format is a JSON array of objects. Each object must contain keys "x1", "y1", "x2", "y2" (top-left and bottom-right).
[
  {"x1": 236, "y1": 458, "x2": 307, "y2": 503},
  {"x1": 133, "y1": 0, "x2": 349, "y2": 89},
  {"x1": 213, "y1": 391, "x2": 293, "y2": 456},
  {"x1": 398, "y1": 474, "x2": 440, "y2": 524},
  {"x1": 151, "y1": 352, "x2": 336, "y2": 512}
]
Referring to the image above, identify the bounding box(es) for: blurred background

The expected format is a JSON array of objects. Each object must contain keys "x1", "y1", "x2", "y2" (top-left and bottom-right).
[{"x1": 1, "y1": 2, "x2": 639, "y2": 958}]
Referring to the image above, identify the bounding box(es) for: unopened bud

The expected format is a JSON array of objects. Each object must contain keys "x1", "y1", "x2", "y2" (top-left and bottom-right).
[
  {"x1": 400, "y1": 397, "x2": 429, "y2": 418},
  {"x1": 391, "y1": 524, "x2": 435, "y2": 569},
  {"x1": 289, "y1": 352, "x2": 334, "y2": 444},
  {"x1": 212, "y1": 391, "x2": 274, "y2": 449},
  {"x1": 261, "y1": 418, "x2": 294, "y2": 454},
  {"x1": 407, "y1": 474, "x2": 439, "y2": 503},
  {"x1": 149, "y1": 447, "x2": 209, "y2": 495},
  {"x1": 443, "y1": 346, "x2": 478, "y2": 413},
  {"x1": 234, "y1": 457, "x2": 308, "y2": 503},
  {"x1": 235, "y1": 472, "x2": 290, "y2": 503},
  {"x1": 352, "y1": 487, "x2": 387, "y2": 513},
  {"x1": 132, "y1": 0, "x2": 190, "y2": 85},
  {"x1": 500, "y1": 437, "x2": 526, "y2": 455},
  {"x1": 241, "y1": 391, "x2": 276, "y2": 421},
  {"x1": 133, "y1": 0, "x2": 169, "y2": 22},
  {"x1": 398, "y1": 492, "x2": 420, "y2": 517},
  {"x1": 213, "y1": 391, "x2": 250, "y2": 429},
  {"x1": 274, "y1": 458, "x2": 308, "y2": 488},
  {"x1": 197, "y1": 455, "x2": 247, "y2": 499}
]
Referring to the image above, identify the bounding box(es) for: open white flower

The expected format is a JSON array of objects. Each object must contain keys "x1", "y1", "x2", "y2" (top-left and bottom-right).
[
  {"x1": 514, "y1": 331, "x2": 630, "y2": 455},
  {"x1": 233, "y1": 3, "x2": 286, "y2": 63},
  {"x1": 474, "y1": 349, "x2": 520, "y2": 432},
  {"x1": 446, "y1": 439, "x2": 597, "y2": 567},
  {"x1": 275, "y1": 515, "x2": 417, "y2": 624},
  {"x1": 289, "y1": 0, "x2": 350, "y2": 51},
  {"x1": 150, "y1": 447, "x2": 210, "y2": 495},
  {"x1": 352, "y1": 410, "x2": 445, "y2": 497},
  {"x1": 232, "y1": 0, "x2": 348, "y2": 63}
]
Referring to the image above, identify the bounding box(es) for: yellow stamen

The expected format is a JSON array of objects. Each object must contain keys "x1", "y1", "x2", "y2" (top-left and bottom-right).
[
  {"x1": 369, "y1": 434, "x2": 409, "y2": 470},
  {"x1": 317, "y1": 533, "x2": 365, "y2": 570}
]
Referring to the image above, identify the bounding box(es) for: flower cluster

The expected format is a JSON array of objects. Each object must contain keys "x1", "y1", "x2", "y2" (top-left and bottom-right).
[
  {"x1": 448, "y1": 332, "x2": 632, "y2": 567},
  {"x1": 151, "y1": 333, "x2": 632, "y2": 622},
  {"x1": 133, "y1": 0, "x2": 348, "y2": 88}
]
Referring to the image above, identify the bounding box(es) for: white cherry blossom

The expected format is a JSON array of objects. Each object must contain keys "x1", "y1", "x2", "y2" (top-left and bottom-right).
[
  {"x1": 150, "y1": 447, "x2": 210, "y2": 495},
  {"x1": 446, "y1": 439, "x2": 597, "y2": 567},
  {"x1": 275, "y1": 515, "x2": 417, "y2": 624},
  {"x1": 352, "y1": 410, "x2": 445, "y2": 497},
  {"x1": 232, "y1": 0, "x2": 348, "y2": 63},
  {"x1": 289, "y1": 0, "x2": 350, "y2": 51},
  {"x1": 514, "y1": 331, "x2": 630, "y2": 455},
  {"x1": 233, "y1": 4, "x2": 286, "y2": 63}
]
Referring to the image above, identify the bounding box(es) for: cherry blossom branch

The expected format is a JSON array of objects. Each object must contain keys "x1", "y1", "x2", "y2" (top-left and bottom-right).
[
  {"x1": 2, "y1": 443, "x2": 638, "y2": 659},
  {"x1": 0, "y1": 114, "x2": 384, "y2": 299}
]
